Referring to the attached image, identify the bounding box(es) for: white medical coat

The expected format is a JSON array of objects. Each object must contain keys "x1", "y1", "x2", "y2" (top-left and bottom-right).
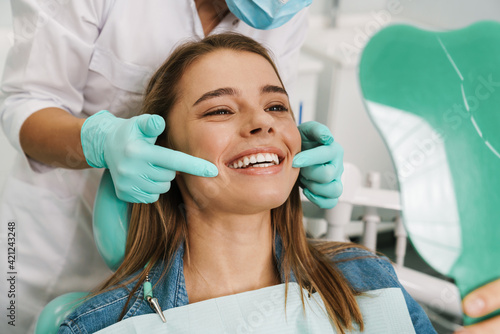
[{"x1": 0, "y1": 1, "x2": 308, "y2": 333}]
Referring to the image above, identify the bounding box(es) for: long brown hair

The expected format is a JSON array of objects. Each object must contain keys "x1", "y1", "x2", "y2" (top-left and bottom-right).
[{"x1": 97, "y1": 33, "x2": 366, "y2": 333}]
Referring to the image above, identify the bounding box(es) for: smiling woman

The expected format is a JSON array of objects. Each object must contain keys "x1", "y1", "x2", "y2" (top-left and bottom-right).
[
  {"x1": 168, "y1": 47, "x2": 301, "y2": 215},
  {"x1": 58, "y1": 33, "x2": 436, "y2": 334}
]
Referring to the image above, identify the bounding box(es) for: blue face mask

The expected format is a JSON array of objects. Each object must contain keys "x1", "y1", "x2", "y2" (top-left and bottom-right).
[{"x1": 226, "y1": 0, "x2": 312, "y2": 30}]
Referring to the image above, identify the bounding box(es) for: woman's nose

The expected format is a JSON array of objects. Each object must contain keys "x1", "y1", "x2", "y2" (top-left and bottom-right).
[{"x1": 245, "y1": 110, "x2": 275, "y2": 136}]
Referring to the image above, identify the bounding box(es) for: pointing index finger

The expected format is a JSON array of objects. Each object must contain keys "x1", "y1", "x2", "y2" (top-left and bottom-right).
[{"x1": 149, "y1": 146, "x2": 218, "y2": 177}]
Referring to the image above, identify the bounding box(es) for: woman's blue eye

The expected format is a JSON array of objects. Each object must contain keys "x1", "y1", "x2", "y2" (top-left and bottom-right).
[{"x1": 266, "y1": 104, "x2": 288, "y2": 112}]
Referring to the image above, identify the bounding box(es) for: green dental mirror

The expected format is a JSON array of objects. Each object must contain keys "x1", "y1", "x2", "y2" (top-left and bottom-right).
[{"x1": 359, "y1": 21, "x2": 500, "y2": 325}]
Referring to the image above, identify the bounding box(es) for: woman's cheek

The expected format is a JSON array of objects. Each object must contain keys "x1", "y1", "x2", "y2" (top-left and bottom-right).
[
  {"x1": 286, "y1": 122, "x2": 302, "y2": 156},
  {"x1": 180, "y1": 125, "x2": 215, "y2": 158}
]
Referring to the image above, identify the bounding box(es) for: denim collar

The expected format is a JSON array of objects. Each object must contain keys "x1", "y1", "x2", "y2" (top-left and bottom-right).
[{"x1": 124, "y1": 232, "x2": 295, "y2": 318}]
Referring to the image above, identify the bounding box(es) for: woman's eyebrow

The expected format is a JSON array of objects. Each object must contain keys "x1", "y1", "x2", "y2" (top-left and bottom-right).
[
  {"x1": 192, "y1": 85, "x2": 287, "y2": 107},
  {"x1": 193, "y1": 87, "x2": 239, "y2": 106},
  {"x1": 261, "y1": 85, "x2": 288, "y2": 96}
]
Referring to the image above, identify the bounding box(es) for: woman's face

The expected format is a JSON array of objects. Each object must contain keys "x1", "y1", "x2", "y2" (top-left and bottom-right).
[{"x1": 168, "y1": 49, "x2": 301, "y2": 215}]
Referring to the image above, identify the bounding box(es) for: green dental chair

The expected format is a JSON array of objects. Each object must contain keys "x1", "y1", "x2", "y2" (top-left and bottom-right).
[
  {"x1": 359, "y1": 21, "x2": 500, "y2": 325},
  {"x1": 34, "y1": 170, "x2": 129, "y2": 333}
]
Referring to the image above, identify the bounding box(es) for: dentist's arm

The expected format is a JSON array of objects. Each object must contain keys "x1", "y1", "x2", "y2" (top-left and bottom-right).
[
  {"x1": 293, "y1": 121, "x2": 344, "y2": 209},
  {"x1": 20, "y1": 107, "x2": 88, "y2": 169},
  {"x1": 20, "y1": 108, "x2": 218, "y2": 203},
  {"x1": 455, "y1": 279, "x2": 500, "y2": 334}
]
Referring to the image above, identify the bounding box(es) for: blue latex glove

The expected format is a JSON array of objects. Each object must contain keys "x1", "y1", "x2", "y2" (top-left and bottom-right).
[
  {"x1": 293, "y1": 121, "x2": 344, "y2": 209},
  {"x1": 81, "y1": 110, "x2": 218, "y2": 203}
]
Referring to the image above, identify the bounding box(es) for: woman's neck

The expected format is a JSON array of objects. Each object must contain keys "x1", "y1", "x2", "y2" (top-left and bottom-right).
[{"x1": 183, "y1": 211, "x2": 281, "y2": 303}]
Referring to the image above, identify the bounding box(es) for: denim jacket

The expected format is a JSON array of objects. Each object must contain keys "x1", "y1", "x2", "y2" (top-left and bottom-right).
[{"x1": 59, "y1": 237, "x2": 437, "y2": 333}]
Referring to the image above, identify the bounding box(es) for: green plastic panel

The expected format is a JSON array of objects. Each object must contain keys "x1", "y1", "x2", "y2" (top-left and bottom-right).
[
  {"x1": 93, "y1": 169, "x2": 129, "y2": 271},
  {"x1": 34, "y1": 291, "x2": 88, "y2": 334},
  {"x1": 359, "y1": 21, "x2": 500, "y2": 325}
]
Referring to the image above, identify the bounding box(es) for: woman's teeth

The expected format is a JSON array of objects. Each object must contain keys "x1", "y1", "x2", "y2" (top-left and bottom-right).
[{"x1": 229, "y1": 153, "x2": 280, "y2": 169}]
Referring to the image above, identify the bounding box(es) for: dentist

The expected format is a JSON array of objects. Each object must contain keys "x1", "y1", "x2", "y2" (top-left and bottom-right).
[{"x1": 0, "y1": 1, "x2": 343, "y2": 333}]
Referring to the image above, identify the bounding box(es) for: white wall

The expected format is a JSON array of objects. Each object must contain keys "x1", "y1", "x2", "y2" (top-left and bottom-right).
[
  {"x1": 310, "y1": 0, "x2": 500, "y2": 28},
  {"x1": 310, "y1": 0, "x2": 388, "y2": 17},
  {"x1": 0, "y1": 0, "x2": 12, "y2": 28}
]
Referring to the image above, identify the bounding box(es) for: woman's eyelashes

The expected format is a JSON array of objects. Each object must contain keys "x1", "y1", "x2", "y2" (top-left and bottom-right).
[
  {"x1": 203, "y1": 103, "x2": 289, "y2": 117},
  {"x1": 204, "y1": 108, "x2": 233, "y2": 116},
  {"x1": 265, "y1": 103, "x2": 289, "y2": 112}
]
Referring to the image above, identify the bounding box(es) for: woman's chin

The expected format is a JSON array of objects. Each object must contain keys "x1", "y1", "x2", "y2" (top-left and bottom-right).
[
  {"x1": 180, "y1": 170, "x2": 298, "y2": 214},
  {"x1": 224, "y1": 191, "x2": 290, "y2": 214}
]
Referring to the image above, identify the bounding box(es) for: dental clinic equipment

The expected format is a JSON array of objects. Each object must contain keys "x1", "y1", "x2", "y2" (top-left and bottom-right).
[{"x1": 143, "y1": 269, "x2": 166, "y2": 323}]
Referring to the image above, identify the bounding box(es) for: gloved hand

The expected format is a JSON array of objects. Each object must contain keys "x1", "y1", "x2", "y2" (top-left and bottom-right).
[
  {"x1": 81, "y1": 110, "x2": 218, "y2": 203},
  {"x1": 293, "y1": 121, "x2": 344, "y2": 209}
]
